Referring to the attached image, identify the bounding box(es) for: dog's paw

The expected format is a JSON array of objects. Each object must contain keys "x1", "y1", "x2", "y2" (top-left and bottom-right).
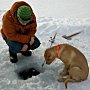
[
  {"x1": 57, "y1": 77, "x2": 64, "y2": 82},
  {"x1": 57, "y1": 76, "x2": 69, "y2": 82},
  {"x1": 60, "y1": 71, "x2": 68, "y2": 76}
]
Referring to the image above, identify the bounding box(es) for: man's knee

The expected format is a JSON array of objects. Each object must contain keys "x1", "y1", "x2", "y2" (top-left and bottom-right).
[
  {"x1": 5, "y1": 40, "x2": 22, "y2": 53},
  {"x1": 30, "y1": 37, "x2": 41, "y2": 50}
]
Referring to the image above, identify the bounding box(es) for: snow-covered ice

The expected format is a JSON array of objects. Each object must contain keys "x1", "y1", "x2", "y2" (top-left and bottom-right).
[
  {"x1": 0, "y1": 0, "x2": 90, "y2": 90},
  {"x1": 0, "y1": 16, "x2": 90, "y2": 90}
]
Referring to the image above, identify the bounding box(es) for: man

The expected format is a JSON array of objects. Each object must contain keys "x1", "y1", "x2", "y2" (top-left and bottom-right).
[{"x1": 1, "y1": 1, "x2": 40, "y2": 63}]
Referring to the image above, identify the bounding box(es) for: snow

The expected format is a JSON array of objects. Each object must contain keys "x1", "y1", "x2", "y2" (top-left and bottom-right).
[
  {"x1": 0, "y1": 0, "x2": 90, "y2": 18},
  {"x1": 0, "y1": 0, "x2": 90, "y2": 90}
]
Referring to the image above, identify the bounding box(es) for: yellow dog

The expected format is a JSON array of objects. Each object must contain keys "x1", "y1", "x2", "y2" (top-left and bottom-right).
[{"x1": 44, "y1": 44, "x2": 89, "y2": 88}]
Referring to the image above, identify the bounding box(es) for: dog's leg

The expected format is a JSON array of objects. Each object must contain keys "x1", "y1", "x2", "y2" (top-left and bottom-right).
[
  {"x1": 64, "y1": 75, "x2": 82, "y2": 89},
  {"x1": 64, "y1": 77, "x2": 76, "y2": 89},
  {"x1": 58, "y1": 75, "x2": 80, "y2": 89},
  {"x1": 58, "y1": 67, "x2": 83, "y2": 89},
  {"x1": 58, "y1": 75, "x2": 68, "y2": 82},
  {"x1": 69, "y1": 67, "x2": 83, "y2": 81},
  {"x1": 58, "y1": 75, "x2": 74, "y2": 89},
  {"x1": 60, "y1": 65, "x2": 69, "y2": 76}
]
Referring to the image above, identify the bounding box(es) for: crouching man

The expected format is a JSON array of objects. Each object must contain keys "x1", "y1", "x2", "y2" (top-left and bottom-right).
[{"x1": 1, "y1": 1, "x2": 40, "y2": 63}]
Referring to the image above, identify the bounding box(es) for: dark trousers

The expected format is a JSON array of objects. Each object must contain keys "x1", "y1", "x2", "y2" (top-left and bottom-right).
[{"x1": 5, "y1": 37, "x2": 41, "y2": 54}]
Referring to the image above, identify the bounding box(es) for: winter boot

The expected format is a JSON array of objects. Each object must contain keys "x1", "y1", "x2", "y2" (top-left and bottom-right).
[
  {"x1": 20, "y1": 51, "x2": 32, "y2": 56},
  {"x1": 9, "y1": 50, "x2": 18, "y2": 63}
]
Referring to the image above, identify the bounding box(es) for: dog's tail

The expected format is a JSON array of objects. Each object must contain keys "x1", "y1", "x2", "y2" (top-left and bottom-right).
[{"x1": 64, "y1": 78, "x2": 75, "y2": 89}]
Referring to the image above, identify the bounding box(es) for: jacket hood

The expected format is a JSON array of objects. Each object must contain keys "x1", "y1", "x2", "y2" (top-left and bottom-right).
[
  {"x1": 10, "y1": 1, "x2": 31, "y2": 16},
  {"x1": 10, "y1": 1, "x2": 32, "y2": 23}
]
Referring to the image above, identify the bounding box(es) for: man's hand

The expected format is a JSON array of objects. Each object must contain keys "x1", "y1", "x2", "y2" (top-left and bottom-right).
[
  {"x1": 21, "y1": 44, "x2": 28, "y2": 51},
  {"x1": 21, "y1": 37, "x2": 35, "y2": 51},
  {"x1": 29, "y1": 37, "x2": 35, "y2": 45}
]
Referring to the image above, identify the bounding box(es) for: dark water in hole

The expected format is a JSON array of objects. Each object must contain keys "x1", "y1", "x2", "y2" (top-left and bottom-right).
[{"x1": 17, "y1": 68, "x2": 40, "y2": 80}]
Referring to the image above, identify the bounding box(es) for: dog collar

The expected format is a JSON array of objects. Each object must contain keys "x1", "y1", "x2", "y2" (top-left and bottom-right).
[{"x1": 55, "y1": 44, "x2": 61, "y2": 58}]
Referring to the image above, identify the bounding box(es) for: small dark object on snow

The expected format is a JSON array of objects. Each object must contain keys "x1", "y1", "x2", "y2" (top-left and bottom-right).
[
  {"x1": 17, "y1": 68, "x2": 40, "y2": 80},
  {"x1": 42, "y1": 60, "x2": 46, "y2": 67}
]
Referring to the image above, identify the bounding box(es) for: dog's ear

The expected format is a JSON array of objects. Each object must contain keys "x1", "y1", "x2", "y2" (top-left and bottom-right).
[
  {"x1": 48, "y1": 54, "x2": 53, "y2": 59},
  {"x1": 44, "y1": 50, "x2": 52, "y2": 60},
  {"x1": 46, "y1": 52, "x2": 52, "y2": 59}
]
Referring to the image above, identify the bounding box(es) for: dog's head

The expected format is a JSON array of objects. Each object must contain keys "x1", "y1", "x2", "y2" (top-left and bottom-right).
[{"x1": 44, "y1": 48, "x2": 56, "y2": 65}]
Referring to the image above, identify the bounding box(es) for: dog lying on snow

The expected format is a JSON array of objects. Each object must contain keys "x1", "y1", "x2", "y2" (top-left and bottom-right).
[{"x1": 44, "y1": 44, "x2": 89, "y2": 88}]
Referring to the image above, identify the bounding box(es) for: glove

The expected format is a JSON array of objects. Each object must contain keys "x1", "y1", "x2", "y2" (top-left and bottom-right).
[{"x1": 21, "y1": 44, "x2": 28, "y2": 51}]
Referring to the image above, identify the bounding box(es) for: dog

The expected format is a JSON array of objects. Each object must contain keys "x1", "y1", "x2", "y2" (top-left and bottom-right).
[{"x1": 44, "y1": 44, "x2": 89, "y2": 88}]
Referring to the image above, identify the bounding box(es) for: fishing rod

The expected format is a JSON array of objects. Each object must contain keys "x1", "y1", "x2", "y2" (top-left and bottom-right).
[
  {"x1": 42, "y1": 32, "x2": 57, "y2": 67},
  {"x1": 49, "y1": 32, "x2": 57, "y2": 47}
]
